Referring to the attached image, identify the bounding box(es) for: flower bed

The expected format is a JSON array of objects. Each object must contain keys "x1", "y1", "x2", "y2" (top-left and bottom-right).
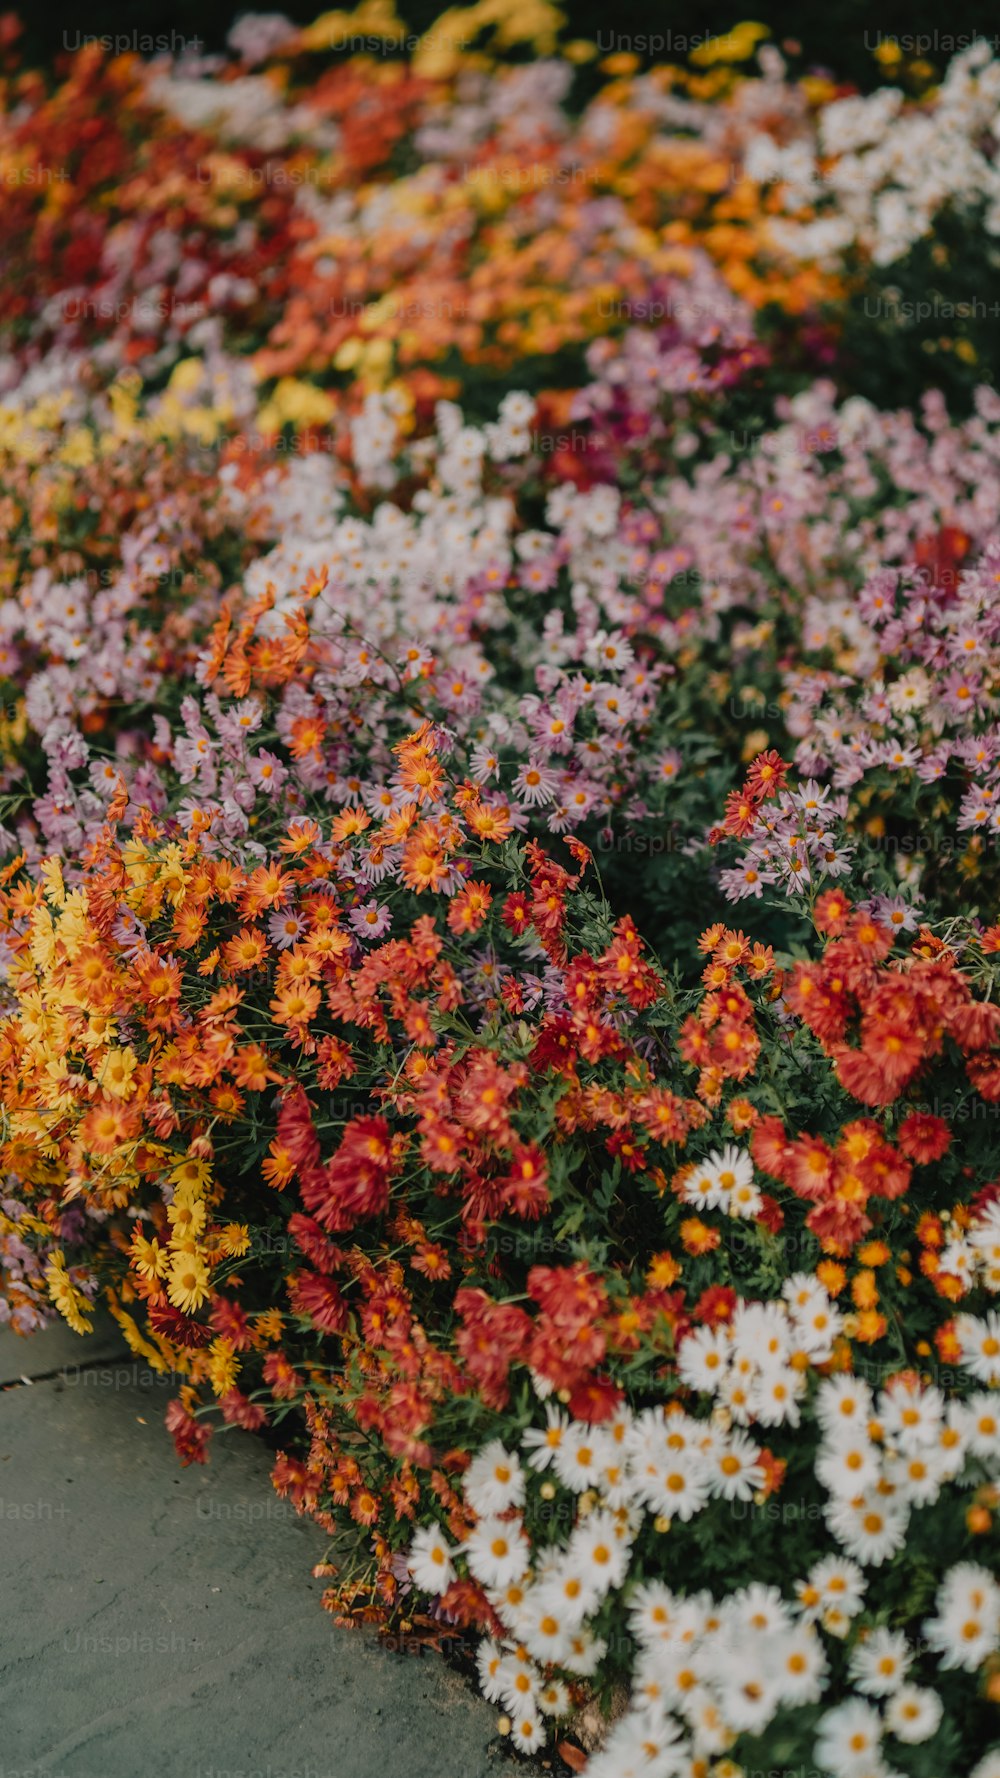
[{"x1": 3, "y1": 8, "x2": 1000, "y2": 1776}]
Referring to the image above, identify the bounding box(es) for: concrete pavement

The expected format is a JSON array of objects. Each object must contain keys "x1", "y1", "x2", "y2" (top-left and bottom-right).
[{"x1": 0, "y1": 1320, "x2": 521, "y2": 1778}]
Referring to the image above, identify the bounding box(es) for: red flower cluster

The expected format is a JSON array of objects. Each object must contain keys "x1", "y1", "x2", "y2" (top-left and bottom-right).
[
  {"x1": 786, "y1": 900, "x2": 1000, "y2": 1106},
  {"x1": 752, "y1": 1114, "x2": 913, "y2": 1252}
]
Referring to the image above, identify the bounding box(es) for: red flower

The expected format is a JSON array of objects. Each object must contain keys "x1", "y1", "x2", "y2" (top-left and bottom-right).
[
  {"x1": 288, "y1": 1213, "x2": 346, "y2": 1273},
  {"x1": 897, "y1": 1112, "x2": 951, "y2": 1163},
  {"x1": 277, "y1": 1086, "x2": 323, "y2": 1175},
  {"x1": 950, "y1": 1002, "x2": 1000, "y2": 1053},
  {"x1": 694, "y1": 1285, "x2": 736, "y2": 1326},
  {"x1": 530, "y1": 1015, "x2": 578, "y2": 1072},
  {"x1": 209, "y1": 1296, "x2": 254, "y2": 1351},
  {"x1": 165, "y1": 1398, "x2": 211, "y2": 1466},
  {"x1": 501, "y1": 891, "x2": 531, "y2": 936},
  {"x1": 785, "y1": 962, "x2": 852, "y2": 1044},
  {"x1": 568, "y1": 1376, "x2": 624, "y2": 1422},
  {"x1": 263, "y1": 1350, "x2": 303, "y2": 1401},
  {"x1": 750, "y1": 1114, "x2": 792, "y2": 1181},
  {"x1": 786, "y1": 1136, "x2": 835, "y2": 1202},
  {"x1": 745, "y1": 750, "x2": 788, "y2": 802},
  {"x1": 302, "y1": 1115, "x2": 394, "y2": 1230},
  {"x1": 834, "y1": 1035, "x2": 920, "y2": 1106},
  {"x1": 722, "y1": 788, "x2": 759, "y2": 838},
  {"x1": 288, "y1": 1270, "x2": 347, "y2": 1332},
  {"x1": 148, "y1": 1303, "x2": 212, "y2": 1348},
  {"x1": 219, "y1": 1389, "x2": 268, "y2": 1431},
  {"x1": 453, "y1": 1287, "x2": 533, "y2": 1410},
  {"x1": 528, "y1": 1262, "x2": 607, "y2": 1324},
  {"x1": 757, "y1": 1193, "x2": 784, "y2": 1234},
  {"x1": 500, "y1": 1144, "x2": 550, "y2": 1218},
  {"x1": 813, "y1": 888, "x2": 853, "y2": 935}
]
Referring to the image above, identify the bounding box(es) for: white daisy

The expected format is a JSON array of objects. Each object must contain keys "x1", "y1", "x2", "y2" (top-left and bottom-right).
[
  {"x1": 475, "y1": 1637, "x2": 505, "y2": 1703},
  {"x1": 848, "y1": 1627, "x2": 911, "y2": 1696},
  {"x1": 464, "y1": 1516, "x2": 531, "y2": 1590},
  {"x1": 774, "y1": 1626, "x2": 828, "y2": 1705},
  {"x1": 464, "y1": 1438, "x2": 525, "y2": 1516},
  {"x1": 923, "y1": 1561, "x2": 1000, "y2": 1671},
  {"x1": 816, "y1": 1427, "x2": 881, "y2": 1498},
  {"x1": 407, "y1": 1523, "x2": 457, "y2": 1594},
  {"x1": 814, "y1": 1698, "x2": 883, "y2": 1777},
  {"x1": 816, "y1": 1375, "x2": 875, "y2": 1435},
  {"x1": 676, "y1": 1324, "x2": 731, "y2": 1394},
  {"x1": 704, "y1": 1429, "x2": 766, "y2": 1501},
  {"x1": 967, "y1": 1392, "x2": 1000, "y2": 1460},
  {"x1": 750, "y1": 1361, "x2": 805, "y2": 1427},
  {"x1": 522, "y1": 1402, "x2": 570, "y2": 1471},
  {"x1": 879, "y1": 1380, "x2": 944, "y2": 1453},
  {"x1": 797, "y1": 1556, "x2": 867, "y2": 1622},
  {"x1": 826, "y1": 1492, "x2": 909, "y2": 1566},
  {"x1": 508, "y1": 1712, "x2": 545, "y2": 1756},
  {"x1": 885, "y1": 1683, "x2": 943, "y2": 1744},
  {"x1": 956, "y1": 1311, "x2": 1000, "y2": 1385},
  {"x1": 551, "y1": 1422, "x2": 615, "y2": 1494}
]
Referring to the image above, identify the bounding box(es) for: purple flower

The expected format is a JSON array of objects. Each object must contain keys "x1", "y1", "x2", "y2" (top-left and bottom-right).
[
  {"x1": 349, "y1": 899, "x2": 391, "y2": 941},
  {"x1": 268, "y1": 908, "x2": 307, "y2": 950}
]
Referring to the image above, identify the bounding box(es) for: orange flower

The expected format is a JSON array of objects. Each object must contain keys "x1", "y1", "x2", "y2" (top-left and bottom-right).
[
  {"x1": 240, "y1": 864, "x2": 292, "y2": 917},
  {"x1": 330, "y1": 806, "x2": 371, "y2": 842},
  {"x1": 288, "y1": 714, "x2": 327, "y2": 760},
  {"x1": 646, "y1": 1252, "x2": 681, "y2": 1288},
  {"x1": 262, "y1": 1143, "x2": 296, "y2": 1190},
  {"x1": 816, "y1": 1260, "x2": 847, "y2": 1296},
  {"x1": 223, "y1": 927, "x2": 270, "y2": 973},
  {"x1": 400, "y1": 821, "x2": 453, "y2": 893},
  {"x1": 679, "y1": 1218, "x2": 720, "y2": 1256},
  {"x1": 396, "y1": 745, "x2": 445, "y2": 805},
  {"x1": 447, "y1": 880, "x2": 492, "y2": 935},
  {"x1": 278, "y1": 819, "x2": 322, "y2": 855},
  {"x1": 270, "y1": 980, "x2": 322, "y2": 1028},
  {"x1": 465, "y1": 800, "x2": 514, "y2": 843}
]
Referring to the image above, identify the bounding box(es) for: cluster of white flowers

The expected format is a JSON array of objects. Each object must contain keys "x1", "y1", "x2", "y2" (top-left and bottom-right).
[
  {"x1": 403, "y1": 1268, "x2": 1000, "y2": 1772},
  {"x1": 677, "y1": 1276, "x2": 842, "y2": 1423},
  {"x1": 745, "y1": 41, "x2": 1000, "y2": 264},
  {"x1": 815, "y1": 1371, "x2": 1000, "y2": 1567},
  {"x1": 941, "y1": 1201, "x2": 1000, "y2": 1293},
  {"x1": 678, "y1": 1144, "x2": 763, "y2": 1220}
]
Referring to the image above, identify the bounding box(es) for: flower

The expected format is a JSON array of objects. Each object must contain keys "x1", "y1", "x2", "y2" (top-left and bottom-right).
[
  {"x1": 464, "y1": 1441, "x2": 525, "y2": 1516},
  {"x1": 407, "y1": 1525, "x2": 457, "y2": 1595},
  {"x1": 814, "y1": 1700, "x2": 883, "y2": 1777},
  {"x1": 464, "y1": 1518, "x2": 531, "y2": 1590},
  {"x1": 884, "y1": 1684, "x2": 943, "y2": 1743},
  {"x1": 923, "y1": 1563, "x2": 1000, "y2": 1671}
]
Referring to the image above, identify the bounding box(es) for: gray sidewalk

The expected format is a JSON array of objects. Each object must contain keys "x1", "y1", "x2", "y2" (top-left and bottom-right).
[{"x1": 0, "y1": 1320, "x2": 518, "y2": 1778}]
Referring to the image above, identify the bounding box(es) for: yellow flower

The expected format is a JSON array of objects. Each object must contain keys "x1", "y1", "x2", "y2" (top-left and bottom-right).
[
  {"x1": 254, "y1": 1308, "x2": 285, "y2": 1342},
  {"x1": 166, "y1": 1253, "x2": 212, "y2": 1315},
  {"x1": 169, "y1": 1155, "x2": 213, "y2": 1192},
  {"x1": 29, "y1": 905, "x2": 57, "y2": 970},
  {"x1": 690, "y1": 20, "x2": 769, "y2": 65},
  {"x1": 168, "y1": 357, "x2": 206, "y2": 395},
  {"x1": 167, "y1": 1197, "x2": 208, "y2": 1243},
  {"x1": 45, "y1": 1251, "x2": 94, "y2": 1335},
  {"x1": 98, "y1": 1047, "x2": 139, "y2": 1101},
  {"x1": 156, "y1": 844, "x2": 188, "y2": 908},
  {"x1": 58, "y1": 427, "x2": 95, "y2": 468},
  {"x1": 106, "y1": 1297, "x2": 171, "y2": 1372},
  {"x1": 218, "y1": 1224, "x2": 251, "y2": 1258},
  {"x1": 130, "y1": 1232, "x2": 168, "y2": 1280},
  {"x1": 207, "y1": 1337, "x2": 240, "y2": 1397},
  {"x1": 121, "y1": 838, "x2": 155, "y2": 886},
  {"x1": 39, "y1": 855, "x2": 66, "y2": 907}
]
